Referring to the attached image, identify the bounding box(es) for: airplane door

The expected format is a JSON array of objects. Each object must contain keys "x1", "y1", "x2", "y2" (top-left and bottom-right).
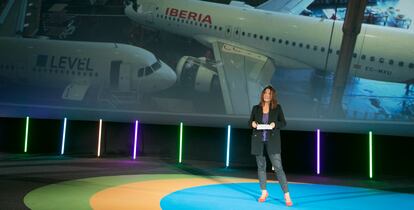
[
  {"x1": 225, "y1": 25, "x2": 232, "y2": 38},
  {"x1": 233, "y1": 26, "x2": 241, "y2": 40},
  {"x1": 119, "y1": 63, "x2": 131, "y2": 91},
  {"x1": 110, "y1": 61, "x2": 121, "y2": 89},
  {"x1": 110, "y1": 61, "x2": 131, "y2": 91}
]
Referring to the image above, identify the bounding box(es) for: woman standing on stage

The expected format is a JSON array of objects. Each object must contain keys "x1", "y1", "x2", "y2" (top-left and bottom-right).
[{"x1": 248, "y1": 85, "x2": 293, "y2": 207}]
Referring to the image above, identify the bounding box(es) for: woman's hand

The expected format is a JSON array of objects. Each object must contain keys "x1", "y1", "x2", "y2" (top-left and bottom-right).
[
  {"x1": 252, "y1": 121, "x2": 257, "y2": 128},
  {"x1": 270, "y1": 122, "x2": 276, "y2": 129}
]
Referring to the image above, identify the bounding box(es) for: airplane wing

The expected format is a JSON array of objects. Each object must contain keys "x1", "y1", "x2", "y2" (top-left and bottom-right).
[
  {"x1": 210, "y1": 42, "x2": 275, "y2": 115},
  {"x1": 256, "y1": 0, "x2": 314, "y2": 15},
  {"x1": 62, "y1": 82, "x2": 90, "y2": 101}
]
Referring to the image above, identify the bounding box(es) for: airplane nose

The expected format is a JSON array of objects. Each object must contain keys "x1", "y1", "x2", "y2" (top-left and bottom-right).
[{"x1": 160, "y1": 61, "x2": 177, "y2": 89}]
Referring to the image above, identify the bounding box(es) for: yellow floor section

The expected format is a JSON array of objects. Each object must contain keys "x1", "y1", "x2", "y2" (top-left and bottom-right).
[{"x1": 90, "y1": 177, "x2": 256, "y2": 210}]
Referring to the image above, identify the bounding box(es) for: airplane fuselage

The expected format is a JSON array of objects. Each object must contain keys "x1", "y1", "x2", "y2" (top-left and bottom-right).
[
  {"x1": 0, "y1": 37, "x2": 176, "y2": 94},
  {"x1": 126, "y1": 0, "x2": 414, "y2": 84}
]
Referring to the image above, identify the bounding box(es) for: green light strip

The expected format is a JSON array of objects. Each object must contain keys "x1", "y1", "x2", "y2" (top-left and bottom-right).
[
  {"x1": 369, "y1": 131, "x2": 373, "y2": 179},
  {"x1": 24, "y1": 116, "x2": 29, "y2": 153},
  {"x1": 179, "y1": 122, "x2": 183, "y2": 163}
]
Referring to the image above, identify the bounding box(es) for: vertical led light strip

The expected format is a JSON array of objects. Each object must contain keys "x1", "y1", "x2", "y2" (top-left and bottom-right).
[
  {"x1": 179, "y1": 122, "x2": 183, "y2": 163},
  {"x1": 97, "y1": 119, "x2": 102, "y2": 157},
  {"x1": 317, "y1": 129, "x2": 320, "y2": 175},
  {"x1": 369, "y1": 131, "x2": 373, "y2": 179},
  {"x1": 133, "y1": 120, "x2": 139, "y2": 160},
  {"x1": 24, "y1": 116, "x2": 29, "y2": 153},
  {"x1": 60, "y1": 118, "x2": 67, "y2": 155},
  {"x1": 226, "y1": 125, "x2": 231, "y2": 167}
]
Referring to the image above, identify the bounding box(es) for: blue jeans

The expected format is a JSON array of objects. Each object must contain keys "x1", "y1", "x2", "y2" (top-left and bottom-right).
[{"x1": 256, "y1": 153, "x2": 289, "y2": 193}]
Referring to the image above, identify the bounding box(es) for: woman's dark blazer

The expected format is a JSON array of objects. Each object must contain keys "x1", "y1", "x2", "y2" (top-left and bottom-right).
[{"x1": 248, "y1": 104, "x2": 286, "y2": 155}]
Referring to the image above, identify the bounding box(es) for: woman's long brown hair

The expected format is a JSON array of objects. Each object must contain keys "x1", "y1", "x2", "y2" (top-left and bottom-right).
[{"x1": 260, "y1": 85, "x2": 278, "y2": 109}]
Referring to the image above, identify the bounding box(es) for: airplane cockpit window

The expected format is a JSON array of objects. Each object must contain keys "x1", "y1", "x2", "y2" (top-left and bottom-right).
[
  {"x1": 409, "y1": 63, "x2": 414, "y2": 69},
  {"x1": 145, "y1": 66, "x2": 153, "y2": 75},
  {"x1": 151, "y1": 59, "x2": 162, "y2": 71},
  {"x1": 137, "y1": 59, "x2": 161, "y2": 78}
]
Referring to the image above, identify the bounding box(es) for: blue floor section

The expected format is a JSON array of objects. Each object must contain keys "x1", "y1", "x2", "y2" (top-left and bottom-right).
[{"x1": 160, "y1": 183, "x2": 414, "y2": 210}]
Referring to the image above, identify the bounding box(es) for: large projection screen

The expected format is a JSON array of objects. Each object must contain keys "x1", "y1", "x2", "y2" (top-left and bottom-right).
[{"x1": 0, "y1": 0, "x2": 413, "y2": 136}]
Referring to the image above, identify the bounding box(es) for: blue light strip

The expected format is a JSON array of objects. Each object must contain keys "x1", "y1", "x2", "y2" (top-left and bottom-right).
[
  {"x1": 317, "y1": 129, "x2": 320, "y2": 175},
  {"x1": 226, "y1": 125, "x2": 231, "y2": 167},
  {"x1": 60, "y1": 118, "x2": 67, "y2": 155}
]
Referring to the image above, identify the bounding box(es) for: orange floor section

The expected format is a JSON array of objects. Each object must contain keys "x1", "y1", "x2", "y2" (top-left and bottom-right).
[{"x1": 90, "y1": 177, "x2": 256, "y2": 210}]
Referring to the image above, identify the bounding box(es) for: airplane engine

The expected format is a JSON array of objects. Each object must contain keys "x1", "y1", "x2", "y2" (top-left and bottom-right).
[{"x1": 176, "y1": 56, "x2": 220, "y2": 93}]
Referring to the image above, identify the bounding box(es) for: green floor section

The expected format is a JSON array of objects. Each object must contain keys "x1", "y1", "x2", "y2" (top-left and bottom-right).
[{"x1": 24, "y1": 174, "x2": 196, "y2": 210}]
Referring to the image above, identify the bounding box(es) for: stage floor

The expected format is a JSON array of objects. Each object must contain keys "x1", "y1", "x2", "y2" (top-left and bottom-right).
[{"x1": 1, "y1": 154, "x2": 413, "y2": 210}]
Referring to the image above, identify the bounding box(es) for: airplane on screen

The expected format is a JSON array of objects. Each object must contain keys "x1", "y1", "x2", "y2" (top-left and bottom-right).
[
  {"x1": 124, "y1": 0, "x2": 414, "y2": 115},
  {"x1": 0, "y1": 37, "x2": 176, "y2": 101}
]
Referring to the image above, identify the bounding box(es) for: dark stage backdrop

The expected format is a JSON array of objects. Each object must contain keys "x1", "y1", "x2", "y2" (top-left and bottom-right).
[{"x1": 0, "y1": 117, "x2": 413, "y2": 178}]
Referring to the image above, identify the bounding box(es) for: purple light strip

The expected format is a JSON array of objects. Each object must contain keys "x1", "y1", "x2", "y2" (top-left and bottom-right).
[{"x1": 133, "y1": 120, "x2": 139, "y2": 160}]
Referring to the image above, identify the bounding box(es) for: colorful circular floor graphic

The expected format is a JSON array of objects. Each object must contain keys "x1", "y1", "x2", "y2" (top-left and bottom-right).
[
  {"x1": 160, "y1": 182, "x2": 414, "y2": 210},
  {"x1": 24, "y1": 174, "x2": 414, "y2": 210}
]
